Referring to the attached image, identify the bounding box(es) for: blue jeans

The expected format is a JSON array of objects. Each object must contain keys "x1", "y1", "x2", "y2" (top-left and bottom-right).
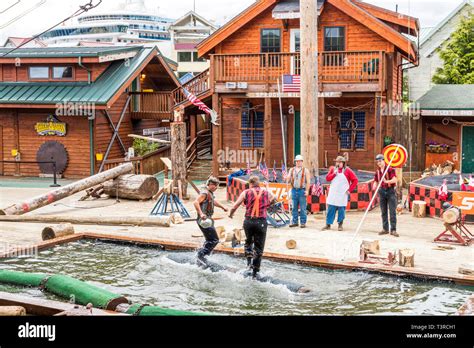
[
  {"x1": 291, "y1": 188, "x2": 307, "y2": 225},
  {"x1": 326, "y1": 205, "x2": 346, "y2": 225}
]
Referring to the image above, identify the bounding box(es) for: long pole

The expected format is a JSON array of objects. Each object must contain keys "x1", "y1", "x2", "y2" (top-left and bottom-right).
[
  {"x1": 277, "y1": 78, "x2": 287, "y2": 168},
  {"x1": 300, "y1": 0, "x2": 319, "y2": 173},
  {"x1": 342, "y1": 145, "x2": 401, "y2": 260}
]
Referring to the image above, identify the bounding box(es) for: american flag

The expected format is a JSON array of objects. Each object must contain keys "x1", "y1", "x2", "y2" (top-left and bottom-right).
[
  {"x1": 183, "y1": 88, "x2": 219, "y2": 125},
  {"x1": 281, "y1": 161, "x2": 288, "y2": 180},
  {"x1": 311, "y1": 176, "x2": 324, "y2": 197},
  {"x1": 260, "y1": 162, "x2": 269, "y2": 180},
  {"x1": 282, "y1": 74, "x2": 301, "y2": 93},
  {"x1": 246, "y1": 160, "x2": 252, "y2": 175}
]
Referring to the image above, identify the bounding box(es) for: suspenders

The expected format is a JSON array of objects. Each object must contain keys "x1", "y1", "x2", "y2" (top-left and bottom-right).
[{"x1": 250, "y1": 188, "x2": 265, "y2": 218}]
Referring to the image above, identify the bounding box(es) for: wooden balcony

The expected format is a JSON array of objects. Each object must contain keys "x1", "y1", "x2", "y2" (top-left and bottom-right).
[
  {"x1": 211, "y1": 51, "x2": 386, "y2": 94},
  {"x1": 130, "y1": 92, "x2": 173, "y2": 120},
  {"x1": 173, "y1": 69, "x2": 212, "y2": 107}
]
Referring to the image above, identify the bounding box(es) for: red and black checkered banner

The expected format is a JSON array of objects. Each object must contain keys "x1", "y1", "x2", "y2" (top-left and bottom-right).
[
  {"x1": 227, "y1": 177, "x2": 377, "y2": 213},
  {"x1": 408, "y1": 184, "x2": 450, "y2": 218}
]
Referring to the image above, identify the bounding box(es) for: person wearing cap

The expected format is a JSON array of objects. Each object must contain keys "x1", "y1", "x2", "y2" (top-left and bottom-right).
[
  {"x1": 229, "y1": 176, "x2": 276, "y2": 278},
  {"x1": 322, "y1": 156, "x2": 358, "y2": 231},
  {"x1": 193, "y1": 177, "x2": 229, "y2": 266},
  {"x1": 286, "y1": 155, "x2": 311, "y2": 228},
  {"x1": 374, "y1": 154, "x2": 399, "y2": 237}
]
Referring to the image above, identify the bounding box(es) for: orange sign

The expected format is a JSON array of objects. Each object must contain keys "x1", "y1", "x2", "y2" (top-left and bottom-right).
[
  {"x1": 453, "y1": 192, "x2": 474, "y2": 215},
  {"x1": 260, "y1": 183, "x2": 290, "y2": 203}
]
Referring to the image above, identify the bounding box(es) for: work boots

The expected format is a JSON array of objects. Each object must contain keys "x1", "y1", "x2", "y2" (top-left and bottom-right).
[
  {"x1": 321, "y1": 225, "x2": 331, "y2": 231},
  {"x1": 338, "y1": 223, "x2": 343, "y2": 231}
]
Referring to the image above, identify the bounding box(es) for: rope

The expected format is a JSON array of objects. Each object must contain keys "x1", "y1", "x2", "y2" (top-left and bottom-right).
[
  {"x1": 326, "y1": 99, "x2": 375, "y2": 112},
  {"x1": 443, "y1": 117, "x2": 474, "y2": 126}
]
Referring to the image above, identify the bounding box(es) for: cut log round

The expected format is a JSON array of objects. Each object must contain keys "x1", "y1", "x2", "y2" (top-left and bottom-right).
[
  {"x1": 399, "y1": 249, "x2": 415, "y2": 267},
  {"x1": 412, "y1": 200, "x2": 427, "y2": 218},
  {"x1": 0, "y1": 306, "x2": 26, "y2": 316},
  {"x1": 0, "y1": 163, "x2": 134, "y2": 216},
  {"x1": 216, "y1": 226, "x2": 226, "y2": 239},
  {"x1": 233, "y1": 229, "x2": 244, "y2": 243},
  {"x1": 443, "y1": 208, "x2": 460, "y2": 224},
  {"x1": 170, "y1": 213, "x2": 185, "y2": 225},
  {"x1": 103, "y1": 174, "x2": 159, "y2": 201},
  {"x1": 42, "y1": 223, "x2": 74, "y2": 241},
  {"x1": 286, "y1": 240, "x2": 297, "y2": 250},
  {"x1": 361, "y1": 240, "x2": 380, "y2": 255},
  {"x1": 223, "y1": 231, "x2": 235, "y2": 243},
  {"x1": 458, "y1": 264, "x2": 474, "y2": 276}
]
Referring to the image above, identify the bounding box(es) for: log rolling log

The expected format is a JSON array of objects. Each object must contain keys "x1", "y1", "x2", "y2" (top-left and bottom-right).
[
  {"x1": 0, "y1": 163, "x2": 134, "y2": 216},
  {"x1": 0, "y1": 215, "x2": 172, "y2": 227}
]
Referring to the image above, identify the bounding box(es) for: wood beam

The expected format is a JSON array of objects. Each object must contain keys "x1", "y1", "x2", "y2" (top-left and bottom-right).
[
  {"x1": 212, "y1": 93, "x2": 220, "y2": 176},
  {"x1": 264, "y1": 98, "x2": 272, "y2": 163}
]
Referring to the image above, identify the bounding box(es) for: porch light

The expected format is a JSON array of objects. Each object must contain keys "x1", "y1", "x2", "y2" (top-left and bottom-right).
[
  {"x1": 11, "y1": 149, "x2": 18, "y2": 157},
  {"x1": 140, "y1": 73, "x2": 146, "y2": 80}
]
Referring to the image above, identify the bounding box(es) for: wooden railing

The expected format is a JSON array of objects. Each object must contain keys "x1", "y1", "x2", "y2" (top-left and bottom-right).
[
  {"x1": 130, "y1": 92, "x2": 173, "y2": 119},
  {"x1": 187, "y1": 129, "x2": 212, "y2": 169},
  {"x1": 212, "y1": 51, "x2": 384, "y2": 84},
  {"x1": 102, "y1": 145, "x2": 171, "y2": 175},
  {"x1": 173, "y1": 69, "x2": 211, "y2": 106}
]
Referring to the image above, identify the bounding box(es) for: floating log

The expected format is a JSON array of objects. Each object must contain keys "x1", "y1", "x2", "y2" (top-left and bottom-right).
[
  {"x1": 103, "y1": 174, "x2": 159, "y2": 201},
  {"x1": 286, "y1": 240, "x2": 297, "y2": 250},
  {"x1": 0, "y1": 215, "x2": 172, "y2": 227},
  {"x1": 0, "y1": 306, "x2": 26, "y2": 316},
  {"x1": 412, "y1": 201, "x2": 427, "y2": 218},
  {"x1": 399, "y1": 249, "x2": 415, "y2": 267},
  {"x1": 0, "y1": 163, "x2": 134, "y2": 216},
  {"x1": 361, "y1": 240, "x2": 380, "y2": 255},
  {"x1": 42, "y1": 223, "x2": 75, "y2": 241},
  {"x1": 458, "y1": 264, "x2": 474, "y2": 276},
  {"x1": 443, "y1": 208, "x2": 460, "y2": 224}
]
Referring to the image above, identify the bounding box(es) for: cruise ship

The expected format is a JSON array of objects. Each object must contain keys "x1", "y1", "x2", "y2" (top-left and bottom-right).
[{"x1": 38, "y1": 0, "x2": 174, "y2": 46}]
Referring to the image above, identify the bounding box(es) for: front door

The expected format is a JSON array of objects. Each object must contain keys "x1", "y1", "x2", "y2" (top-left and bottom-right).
[
  {"x1": 462, "y1": 126, "x2": 474, "y2": 173},
  {"x1": 294, "y1": 112, "x2": 301, "y2": 157}
]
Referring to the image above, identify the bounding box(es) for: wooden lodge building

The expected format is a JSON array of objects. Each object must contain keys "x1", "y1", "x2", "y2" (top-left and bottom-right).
[
  {"x1": 189, "y1": 0, "x2": 420, "y2": 177},
  {"x1": 0, "y1": 46, "x2": 187, "y2": 178}
]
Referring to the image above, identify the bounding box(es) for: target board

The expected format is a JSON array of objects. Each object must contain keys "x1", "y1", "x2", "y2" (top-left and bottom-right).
[{"x1": 383, "y1": 144, "x2": 408, "y2": 168}]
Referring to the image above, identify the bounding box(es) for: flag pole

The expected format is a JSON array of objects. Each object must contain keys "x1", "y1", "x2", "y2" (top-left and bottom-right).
[{"x1": 278, "y1": 77, "x2": 291, "y2": 211}]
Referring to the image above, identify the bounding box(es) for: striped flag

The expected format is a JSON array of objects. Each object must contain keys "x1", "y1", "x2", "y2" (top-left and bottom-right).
[
  {"x1": 183, "y1": 88, "x2": 219, "y2": 125},
  {"x1": 246, "y1": 160, "x2": 252, "y2": 175},
  {"x1": 311, "y1": 176, "x2": 324, "y2": 197},
  {"x1": 282, "y1": 74, "x2": 301, "y2": 93},
  {"x1": 281, "y1": 161, "x2": 288, "y2": 180},
  {"x1": 260, "y1": 162, "x2": 269, "y2": 180}
]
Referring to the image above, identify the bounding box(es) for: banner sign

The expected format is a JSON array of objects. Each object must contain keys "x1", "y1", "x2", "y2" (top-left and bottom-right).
[
  {"x1": 453, "y1": 192, "x2": 474, "y2": 215},
  {"x1": 260, "y1": 183, "x2": 290, "y2": 204},
  {"x1": 35, "y1": 115, "x2": 67, "y2": 137}
]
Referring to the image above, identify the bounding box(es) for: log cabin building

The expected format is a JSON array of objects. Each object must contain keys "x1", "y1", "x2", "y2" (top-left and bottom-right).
[
  {"x1": 0, "y1": 46, "x2": 182, "y2": 178},
  {"x1": 190, "y1": 0, "x2": 420, "y2": 177}
]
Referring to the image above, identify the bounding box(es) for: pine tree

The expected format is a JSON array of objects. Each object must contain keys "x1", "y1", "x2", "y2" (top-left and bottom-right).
[{"x1": 432, "y1": 13, "x2": 474, "y2": 84}]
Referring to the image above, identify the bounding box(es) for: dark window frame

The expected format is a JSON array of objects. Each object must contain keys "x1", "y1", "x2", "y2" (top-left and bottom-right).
[
  {"x1": 338, "y1": 110, "x2": 367, "y2": 152},
  {"x1": 260, "y1": 28, "x2": 282, "y2": 68},
  {"x1": 52, "y1": 66, "x2": 74, "y2": 80},
  {"x1": 177, "y1": 51, "x2": 192, "y2": 62},
  {"x1": 324, "y1": 26, "x2": 346, "y2": 52},
  {"x1": 240, "y1": 108, "x2": 264, "y2": 149},
  {"x1": 28, "y1": 66, "x2": 50, "y2": 80}
]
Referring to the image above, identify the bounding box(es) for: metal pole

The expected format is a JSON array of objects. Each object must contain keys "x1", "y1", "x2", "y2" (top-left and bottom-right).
[{"x1": 50, "y1": 160, "x2": 60, "y2": 187}]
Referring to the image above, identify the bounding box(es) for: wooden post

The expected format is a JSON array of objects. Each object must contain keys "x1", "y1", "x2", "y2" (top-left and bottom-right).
[
  {"x1": 264, "y1": 98, "x2": 272, "y2": 163},
  {"x1": 300, "y1": 0, "x2": 319, "y2": 172},
  {"x1": 212, "y1": 93, "x2": 220, "y2": 176},
  {"x1": 396, "y1": 168, "x2": 403, "y2": 202},
  {"x1": 412, "y1": 200, "x2": 427, "y2": 218},
  {"x1": 171, "y1": 110, "x2": 188, "y2": 199}
]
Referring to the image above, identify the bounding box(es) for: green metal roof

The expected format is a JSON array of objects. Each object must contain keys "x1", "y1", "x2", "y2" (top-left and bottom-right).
[
  {"x1": 0, "y1": 47, "x2": 157, "y2": 106},
  {"x1": 0, "y1": 46, "x2": 142, "y2": 58},
  {"x1": 417, "y1": 84, "x2": 474, "y2": 110}
]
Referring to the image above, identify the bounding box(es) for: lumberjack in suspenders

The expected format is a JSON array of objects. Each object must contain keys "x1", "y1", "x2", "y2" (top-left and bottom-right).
[
  {"x1": 229, "y1": 175, "x2": 276, "y2": 278},
  {"x1": 286, "y1": 155, "x2": 311, "y2": 228}
]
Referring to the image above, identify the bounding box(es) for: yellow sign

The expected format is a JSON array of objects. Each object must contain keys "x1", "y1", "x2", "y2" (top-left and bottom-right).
[
  {"x1": 261, "y1": 183, "x2": 290, "y2": 204},
  {"x1": 453, "y1": 192, "x2": 474, "y2": 215},
  {"x1": 35, "y1": 115, "x2": 67, "y2": 136}
]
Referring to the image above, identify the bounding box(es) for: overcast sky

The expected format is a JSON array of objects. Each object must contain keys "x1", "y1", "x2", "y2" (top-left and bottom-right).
[{"x1": 0, "y1": 0, "x2": 465, "y2": 43}]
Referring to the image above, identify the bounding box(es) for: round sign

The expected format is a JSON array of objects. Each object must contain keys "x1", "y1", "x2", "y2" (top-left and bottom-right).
[{"x1": 383, "y1": 144, "x2": 408, "y2": 168}]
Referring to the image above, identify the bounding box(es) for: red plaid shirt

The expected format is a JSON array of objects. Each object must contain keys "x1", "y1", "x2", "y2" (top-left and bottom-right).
[
  {"x1": 244, "y1": 186, "x2": 270, "y2": 219},
  {"x1": 374, "y1": 166, "x2": 397, "y2": 189}
]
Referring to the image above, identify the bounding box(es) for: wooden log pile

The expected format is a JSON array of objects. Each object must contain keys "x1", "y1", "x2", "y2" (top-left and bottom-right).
[{"x1": 421, "y1": 160, "x2": 458, "y2": 178}]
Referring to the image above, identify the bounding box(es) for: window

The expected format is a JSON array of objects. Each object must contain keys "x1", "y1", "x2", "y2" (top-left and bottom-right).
[
  {"x1": 339, "y1": 111, "x2": 366, "y2": 151},
  {"x1": 53, "y1": 66, "x2": 73, "y2": 79},
  {"x1": 261, "y1": 29, "x2": 281, "y2": 67},
  {"x1": 241, "y1": 105, "x2": 264, "y2": 149},
  {"x1": 324, "y1": 27, "x2": 345, "y2": 51},
  {"x1": 193, "y1": 52, "x2": 206, "y2": 62},
  {"x1": 178, "y1": 52, "x2": 192, "y2": 62},
  {"x1": 29, "y1": 66, "x2": 49, "y2": 79}
]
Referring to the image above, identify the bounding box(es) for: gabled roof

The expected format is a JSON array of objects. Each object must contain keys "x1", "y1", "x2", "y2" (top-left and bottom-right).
[
  {"x1": 417, "y1": 85, "x2": 474, "y2": 110},
  {"x1": 0, "y1": 46, "x2": 141, "y2": 59},
  {"x1": 0, "y1": 47, "x2": 179, "y2": 108},
  {"x1": 170, "y1": 11, "x2": 218, "y2": 30},
  {"x1": 3, "y1": 37, "x2": 47, "y2": 48},
  {"x1": 198, "y1": 0, "x2": 418, "y2": 62}
]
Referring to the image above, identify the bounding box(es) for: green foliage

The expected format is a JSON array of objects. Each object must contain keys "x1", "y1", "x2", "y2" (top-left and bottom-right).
[
  {"x1": 133, "y1": 138, "x2": 160, "y2": 157},
  {"x1": 432, "y1": 13, "x2": 474, "y2": 84}
]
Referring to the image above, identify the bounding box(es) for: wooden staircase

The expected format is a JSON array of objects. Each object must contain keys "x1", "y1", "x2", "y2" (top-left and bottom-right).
[{"x1": 188, "y1": 159, "x2": 212, "y2": 181}]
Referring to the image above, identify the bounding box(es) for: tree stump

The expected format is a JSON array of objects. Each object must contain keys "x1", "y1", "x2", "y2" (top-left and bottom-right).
[
  {"x1": 443, "y1": 208, "x2": 460, "y2": 224},
  {"x1": 103, "y1": 174, "x2": 159, "y2": 201},
  {"x1": 399, "y1": 249, "x2": 415, "y2": 267},
  {"x1": 233, "y1": 228, "x2": 244, "y2": 243},
  {"x1": 42, "y1": 223, "x2": 75, "y2": 241},
  {"x1": 170, "y1": 213, "x2": 184, "y2": 225},
  {"x1": 286, "y1": 240, "x2": 297, "y2": 250},
  {"x1": 361, "y1": 240, "x2": 380, "y2": 255},
  {"x1": 171, "y1": 121, "x2": 188, "y2": 199},
  {"x1": 412, "y1": 201, "x2": 427, "y2": 218},
  {"x1": 0, "y1": 306, "x2": 26, "y2": 316}
]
